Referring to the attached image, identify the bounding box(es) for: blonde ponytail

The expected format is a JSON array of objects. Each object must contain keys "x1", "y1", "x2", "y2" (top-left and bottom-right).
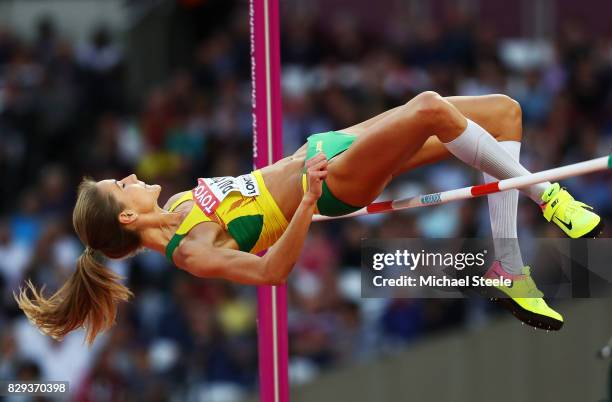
[{"x1": 15, "y1": 247, "x2": 132, "y2": 344}]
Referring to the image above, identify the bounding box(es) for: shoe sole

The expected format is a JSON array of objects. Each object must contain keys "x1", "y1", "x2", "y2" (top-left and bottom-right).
[
  {"x1": 484, "y1": 287, "x2": 564, "y2": 331},
  {"x1": 493, "y1": 296, "x2": 564, "y2": 331},
  {"x1": 580, "y1": 220, "x2": 605, "y2": 239}
]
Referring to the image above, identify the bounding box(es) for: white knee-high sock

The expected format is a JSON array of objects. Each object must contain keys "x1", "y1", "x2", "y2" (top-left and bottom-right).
[
  {"x1": 483, "y1": 141, "x2": 524, "y2": 274},
  {"x1": 443, "y1": 119, "x2": 550, "y2": 204}
]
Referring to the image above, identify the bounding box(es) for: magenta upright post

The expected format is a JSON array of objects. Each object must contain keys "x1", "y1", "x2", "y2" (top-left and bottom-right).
[{"x1": 250, "y1": 0, "x2": 289, "y2": 401}]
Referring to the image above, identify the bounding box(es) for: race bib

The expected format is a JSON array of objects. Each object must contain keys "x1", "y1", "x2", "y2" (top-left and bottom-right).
[{"x1": 192, "y1": 174, "x2": 260, "y2": 216}]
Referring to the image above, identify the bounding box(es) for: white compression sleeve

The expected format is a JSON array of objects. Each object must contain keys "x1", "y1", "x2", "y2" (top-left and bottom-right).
[
  {"x1": 483, "y1": 141, "x2": 524, "y2": 274},
  {"x1": 443, "y1": 119, "x2": 550, "y2": 204}
]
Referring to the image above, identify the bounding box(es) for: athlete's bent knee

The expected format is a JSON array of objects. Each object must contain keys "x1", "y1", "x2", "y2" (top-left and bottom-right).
[
  {"x1": 492, "y1": 94, "x2": 522, "y2": 142},
  {"x1": 412, "y1": 91, "x2": 446, "y2": 121},
  {"x1": 411, "y1": 91, "x2": 463, "y2": 133}
]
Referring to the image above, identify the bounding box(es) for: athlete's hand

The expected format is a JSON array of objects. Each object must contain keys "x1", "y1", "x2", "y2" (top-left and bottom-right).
[{"x1": 304, "y1": 152, "x2": 328, "y2": 205}]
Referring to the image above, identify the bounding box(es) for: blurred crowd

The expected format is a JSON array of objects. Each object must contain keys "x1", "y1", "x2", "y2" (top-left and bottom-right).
[{"x1": 0, "y1": 1, "x2": 611, "y2": 401}]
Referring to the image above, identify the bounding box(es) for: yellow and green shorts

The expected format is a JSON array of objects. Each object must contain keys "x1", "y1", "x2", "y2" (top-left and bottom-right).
[{"x1": 301, "y1": 131, "x2": 364, "y2": 217}]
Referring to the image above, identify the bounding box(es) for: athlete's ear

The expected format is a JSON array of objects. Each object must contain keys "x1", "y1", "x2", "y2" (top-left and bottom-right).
[{"x1": 118, "y1": 210, "x2": 138, "y2": 225}]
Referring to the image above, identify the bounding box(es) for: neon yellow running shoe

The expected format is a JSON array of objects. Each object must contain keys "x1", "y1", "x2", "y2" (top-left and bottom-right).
[
  {"x1": 484, "y1": 261, "x2": 564, "y2": 331},
  {"x1": 541, "y1": 183, "x2": 603, "y2": 238}
]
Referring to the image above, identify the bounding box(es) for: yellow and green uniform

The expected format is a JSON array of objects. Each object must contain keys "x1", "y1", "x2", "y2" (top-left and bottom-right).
[
  {"x1": 165, "y1": 130, "x2": 362, "y2": 262},
  {"x1": 165, "y1": 170, "x2": 288, "y2": 263}
]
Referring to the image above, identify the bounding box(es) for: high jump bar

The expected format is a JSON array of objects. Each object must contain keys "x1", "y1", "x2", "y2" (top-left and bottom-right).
[{"x1": 314, "y1": 154, "x2": 612, "y2": 221}]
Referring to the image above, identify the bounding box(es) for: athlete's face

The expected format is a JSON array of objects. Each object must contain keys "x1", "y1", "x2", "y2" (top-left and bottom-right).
[{"x1": 96, "y1": 174, "x2": 162, "y2": 225}]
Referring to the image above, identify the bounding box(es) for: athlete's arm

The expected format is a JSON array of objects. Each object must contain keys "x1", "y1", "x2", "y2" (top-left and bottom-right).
[{"x1": 175, "y1": 153, "x2": 328, "y2": 285}]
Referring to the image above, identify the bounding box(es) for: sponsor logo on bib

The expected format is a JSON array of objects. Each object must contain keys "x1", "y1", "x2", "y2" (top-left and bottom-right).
[
  {"x1": 193, "y1": 180, "x2": 221, "y2": 215},
  {"x1": 192, "y1": 174, "x2": 260, "y2": 216}
]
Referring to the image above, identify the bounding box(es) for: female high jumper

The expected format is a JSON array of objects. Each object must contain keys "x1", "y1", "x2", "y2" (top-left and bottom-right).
[{"x1": 16, "y1": 92, "x2": 602, "y2": 343}]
